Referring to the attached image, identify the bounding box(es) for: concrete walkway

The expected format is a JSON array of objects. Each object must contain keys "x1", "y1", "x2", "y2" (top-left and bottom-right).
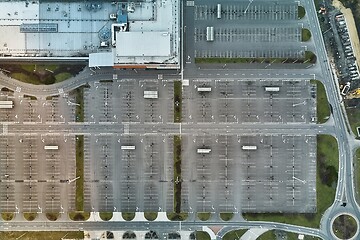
[{"x1": 240, "y1": 228, "x2": 270, "y2": 240}]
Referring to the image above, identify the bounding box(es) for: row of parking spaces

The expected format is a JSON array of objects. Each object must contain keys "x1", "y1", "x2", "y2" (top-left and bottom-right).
[
  {"x1": 83, "y1": 135, "x2": 174, "y2": 212},
  {"x1": 0, "y1": 135, "x2": 76, "y2": 212},
  {"x1": 194, "y1": 3, "x2": 298, "y2": 21},
  {"x1": 194, "y1": 48, "x2": 304, "y2": 58},
  {"x1": 45, "y1": 96, "x2": 75, "y2": 123},
  {"x1": 84, "y1": 80, "x2": 174, "y2": 124},
  {"x1": 182, "y1": 79, "x2": 316, "y2": 124},
  {"x1": 194, "y1": 27, "x2": 301, "y2": 43},
  {"x1": 180, "y1": 134, "x2": 316, "y2": 213}
]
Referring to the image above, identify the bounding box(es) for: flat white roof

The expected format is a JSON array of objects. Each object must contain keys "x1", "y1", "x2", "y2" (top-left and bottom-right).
[
  {"x1": 116, "y1": 32, "x2": 170, "y2": 57},
  {"x1": 144, "y1": 91, "x2": 158, "y2": 99},
  {"x1": 89, "y1": 52, "x2": 114, "y2": 67}
]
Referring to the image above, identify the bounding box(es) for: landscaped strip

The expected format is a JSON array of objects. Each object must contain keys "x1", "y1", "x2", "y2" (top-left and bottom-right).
[
  {"x1": 355, "y1": 148, "x2": 360, "y2": 204},
  {"x1": 243, "y1": 135, "x2": 338, "y2": 228},
  {"x1": 174, "y1": 81, "x2": 182, "y2": 123},
  {"x1": 344, "y1": 101, "x2": 360, "y2": 136},
  {"x1": 195, "y1": 51, "x2": 317, "y2": 64},
  {"x1": 173, "y1": 135, "x2": 182, "y2": 213},
  {"x1": 298, "y1": 6, "x2": 306, "y2": 19},
  {"x1": 311, "y1": 80, "x2": 330, "y2": 124},
  {"x1": 75, "y1": 135, "x2": 84, "y2": 211},
  {"x1": 75, "y1": 87, "x2": 84, "y2": 122}
]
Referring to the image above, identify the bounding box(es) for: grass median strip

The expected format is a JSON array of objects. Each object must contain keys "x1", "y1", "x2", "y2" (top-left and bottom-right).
[
  {"x1": 311, "y1": 80, "x2": 330, "y2": 123},
  {"x1": 243, "y1": 135, "x2": 338, "y2": 228},
  {"x1": 174, "y1": 81, "x2": 182, "y2": 123},
  {"x1": 0, "y1": 231, "x2": 84, "y2": 240},
  {"x1": 195, "y1": 51, "x2": 317, "y2": 64},
  {"x1": 173, "y1": 135, "x2": 182, "y2": 213},
  {"x1": 75, "y1": 135, "x2": 84, "y2": 211}
]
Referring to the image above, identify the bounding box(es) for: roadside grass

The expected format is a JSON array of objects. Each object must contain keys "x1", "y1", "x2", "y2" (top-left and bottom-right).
[
  {"x1": 258, "y1": 231, "x2": 276, "y2": 240},
  {"x1": 0, "y1": 231, "x2": 84, "y2": 240},
  {"x1": 220, "y1": 212, "x2": 234, "y2": 221},
  {"x1": 174, "y1": 81, "x2": 182, "y2": 123},
  {"x1": 45, "y1": 213, "x2": 60, "y2": 221},
  {"x1": 258, "y1": 231, "x2": 322, "y2": 240},
  {"x1": 2, "y1": 64, "x2": 85, "y2": 85},
  {"x1": 144, "y1": 212, "x2": 158, "y2": 221},
  {"x1": 354, "y1": 148, "x2": 360, "y2": 204},
  {"x1": 99, "y1": 212, "x2": 113, "y2": 221},
  {"x1": 122, "y1": 212, "x2": 135, "y2": 221},
  {"x1": 243, "y1": 135, "x2": 338, "y2": 228},
  {"x1": 197, "y1": 212, "x2": 211, "y2": 221},
  {"x1": 195, "y1": 231, "x2": 210, "y2": 240},
  {"x1": 195, "y1": 51, "x2": 317, "y2": 64},
  {"x1": 23, "y1": 213, "x2": 37, "y2": 221},
  {"x1": 222, "y1": 229, "x2": 247, "y2": 240},
  {"x1": 344, "y1": 101, "x2": 360, "y2": 136},
  {"x1": 1, "y1": 212, "x2": 14, "y2": 221},
  {"x1": 311, "y1": 80, "x2": 330, "y2": 123},
  {"x1": 302, "y1": 28, "x2": 312, "y2": 42},
  {"x1": 173, "y1": 135, "x2": 182, "y2": 213},
  {"x1": 10, "y1": 73, "x2": 39, "y2": 85},
  {"x1": 298, "y1": 6, "x2": 306, "y2": 19},
  {"x1": 55, "y1": 72, "x2": 72, "y2": 83}
]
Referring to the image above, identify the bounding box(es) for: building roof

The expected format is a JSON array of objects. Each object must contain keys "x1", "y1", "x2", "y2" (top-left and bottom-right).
[{"x1": 115, "y1": 31, "x2": 170, "y2": 57}]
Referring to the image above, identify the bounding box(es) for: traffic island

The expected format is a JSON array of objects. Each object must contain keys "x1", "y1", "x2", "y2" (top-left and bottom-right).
[
  {"x1": 332, "y1": 214, "x2": 358, "y2": 239},
  {"x1": 174, "y1": 81, "x2": 182, "y2": 123},
  {"x1": 197, "y1": 212, "x2": 211, "y2": 221},
  {"x1": 223, "y1": 229, "x2": 247, "y2": 240},
  {"x1": 23, "y1": 212, "x2": 37, "y2": 221},
  {"x1": 122, "y1": 212, "x2": 135, "y2": 221},
  {"x1": 45, "y1": 212, "x2": 60, "y2": 221},
  {"x1": 68, "y1": 212, "x2": 90, "y2": 221},
  {"x1": 99, "y1": 212, "x2": 113, "y2": 221},
  {"x1": 196, "y1": 231, "x2": 210, "y2": 240},
  {"x1": 220, "y1": 212, "x2": 234, "y2": 221},
  {"x1": 144, "y1": 212, "x2": 158, "y2": 221},
  {"x1": 75, "y1": 135, "x2": 84, "y2": 211},
  {"x1": 1, "y1": 212, "x2": 14, "y2": 221},
  {"x1": 298, "y1": 6, "x2": 306, "y2": 19},
  {"x1": 302, "y1": 28, "x2": 312, "y2": 42}
]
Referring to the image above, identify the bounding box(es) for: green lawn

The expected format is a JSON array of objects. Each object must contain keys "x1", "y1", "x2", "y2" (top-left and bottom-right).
[
  {"x1": 55, "y1": 72, "x2": 72, "y2": 83},
  {"x1": 0, "y1": 231, "x2": 84, "y2": 240},
  {"x1": 311, "y1": 80, "x2": 330, "y2": 123},
  {"x1": 174, "y1": 81, "x2": 182, "y2": 123},
  {"x1": 344, "y1": 102, "x2": 360, "y2": 136},
  {"x1": 223, "y1": 229, "x2": 247, "y2": 240},
  {"x1": 75, "y1": 135, "x2": 84, "y2": 211},
  {"x1": 258, "y1": 231, "x2": 276, "y2": 240},
  {"x1": 244, "y1": 135, "x2": 338, "y2": 228},
  {"x1": 197, "y1": 212, "x2": 211, "y2": 221},
  {"x1": 298, "y1": 6, "x2": 306, "y2": 19},
  {"x1": 302, "y1": 28, "x2": 312, "y2": 42},
  {"x1": 10, "y1": 73, "x2": 39, "y2": 85},
  {"x1": 144, "y1": 212, "x2": 157, "y2": 221},
  {"x1": 99, "y1": 212, "x2": 113, "y2": 221},
  {"x1": 333, "y1": 214, "x2": 357, "y2": 239}
]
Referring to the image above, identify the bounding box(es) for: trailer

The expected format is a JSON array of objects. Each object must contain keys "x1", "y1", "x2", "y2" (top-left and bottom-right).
[
  {"x1": 121, "y1": 145, "x2": 136, "y2": 150},
  {"x1": 242, "y1": 145, "x2": 257, "y2": 150},
  {"x1": 197, "y1": 148, "x2": 211, "y2": 154},
  {"x1": 265, "y1": 87, "x2": 280, "y2": 92},
  {"x1": 217, "y1": 4, "x2": 221, "y2": 19},
  {"x1": 44, "y1": 145, "x2": 59, "y2": 150},
  {"x1": 206, "y1": 27, "x2": 214, "y2": 42}
]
